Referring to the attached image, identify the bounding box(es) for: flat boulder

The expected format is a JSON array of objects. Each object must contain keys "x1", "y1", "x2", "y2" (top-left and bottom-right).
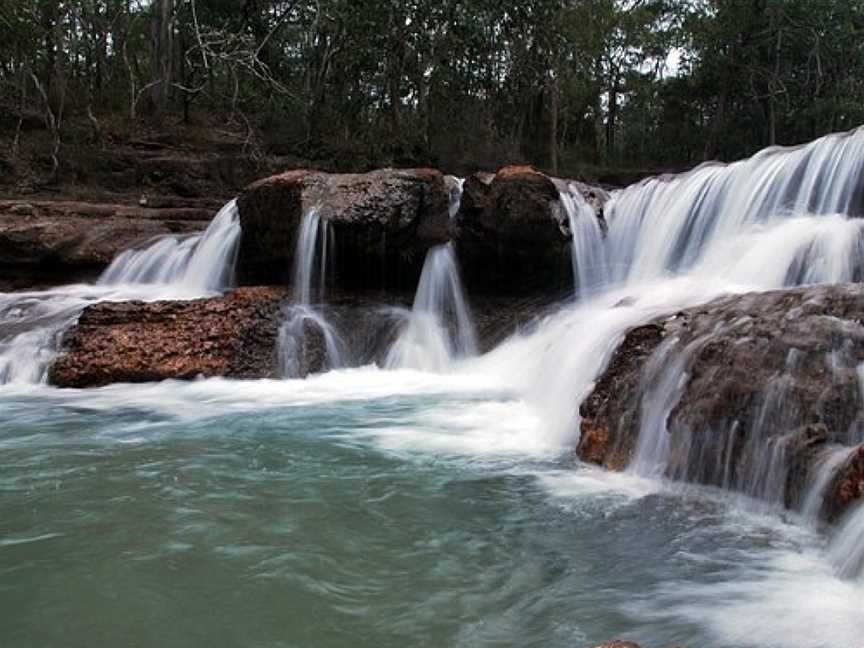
[
  {"x1": 48, "y1": 287, "x2": 288, "y2": 387},
  {"x1": 578, "y1": 284, "x2": 864, "y2": 519},
  {"x1": 236, "y1": 168, "x2": 450, "y2": 289}
]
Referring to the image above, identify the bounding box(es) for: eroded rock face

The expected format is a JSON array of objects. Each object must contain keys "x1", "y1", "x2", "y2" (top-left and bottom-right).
[
  {"x1": 0, "y1": 200, "x2": 208, "y2": 277},
  {"x1": 826, "y1": 443, "x2": 864, "y2": 523},
  {"x1": 578, "y1": 284, "x2": 864, "y2": 520},
  {"x1": 236, "y1": 168, "x2": 450, "y2": 288},
  {"x1": 48, "y1": 287, "x2": 288, "y2": 387},
  {"x1": 453, "y1": 165, "x2": 573, "y2": 294}
]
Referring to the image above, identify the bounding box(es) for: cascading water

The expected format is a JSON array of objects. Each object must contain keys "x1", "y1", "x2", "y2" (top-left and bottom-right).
[
  {"x1": 386, "y1": 177, "x2": 477, "y2": 372},
  {"x1": 277, "y1": 207, "x2": 345, "y2": 377},
  {"x1": 4, "y1": 131, "x2": 864, "y2": 648},
  {"x1": 98, "y1": 199, "x2": 241, "y2": 292},
  {"x1": 802, "y1": 445, "x2": 856, "y2": 520},
  {"x1": 474, "y1": 128, "x2": 864, "y2": 491},
  {"x1": 829, "y1": 503, "x2": 864, "y2": 580},
  {"x1": 386, "y1": 243, "x2": 477, "y2": 372},
  {"x1": 557, "y1": 183, "x2": 609, "y2": 299},
  {"x1": 603, "y1": 129, "x2": 864, "y2": 284},
  {"x1": 0, "y1": 199, "x2": 242, "y2": 385}
]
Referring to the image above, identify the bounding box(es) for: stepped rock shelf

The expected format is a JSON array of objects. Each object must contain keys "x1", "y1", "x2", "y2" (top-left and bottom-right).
[
  {"x1": 0, "y1": 199, "x2": 212, "y2": 281},
  {"x1": 578, "y1": 283, "x2": 864, "y2": 525}
]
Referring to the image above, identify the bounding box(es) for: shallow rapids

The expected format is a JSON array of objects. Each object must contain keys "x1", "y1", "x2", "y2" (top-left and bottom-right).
[
  {"x1": 3, "y1": 129, "x2": 864, "y2": 647},
  {"x1": 1, "y1": 374, "x2": 862, "y2": 648}
]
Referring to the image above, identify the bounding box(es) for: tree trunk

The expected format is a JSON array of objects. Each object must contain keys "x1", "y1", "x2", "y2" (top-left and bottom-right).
[
  {"x1": 606, "y1": 74, "x2": 618, "y2": 162},
  {"x1": 547, "y1": 74, "x2": 559, "y2": 175},
  {"x1": 704, "y1": 82, "x2": 728, "y2": 160},
  {"x1": 39, "y1": 0, "x2": 60, "y2": 95},
  {"x1": 151, "y1": 0, "x2": 174, "y2": 115}
]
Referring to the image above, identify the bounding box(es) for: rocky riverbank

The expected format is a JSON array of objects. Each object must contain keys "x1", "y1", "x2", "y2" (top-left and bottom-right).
[
  {"x1": 578, "y1": 283, "x2": 864, "y2": 524},
  {"x1": 1, "y1": 164, "x2": 608, "y2": 293}
]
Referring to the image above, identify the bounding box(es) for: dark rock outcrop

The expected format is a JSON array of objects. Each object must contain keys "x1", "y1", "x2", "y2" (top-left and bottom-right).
[
  {"x1": 578, "y1": 323, "x2": 665, "y2": 471},
  {"x1": 236, "y1": 164, "x2": 609, "y2": 296},
  {"x1": 48, "y1": 287, "x2": 288, "y2": 387},
  {"x1": 453, "y1": 165, "x2": 575, "y2": 293},
  {"x1": 0, "y1": 200, "x2": 208, "y2": 278},
  {"x1": 825, "y1": 443, "x2": 864, "y2": 523},
  {"x1": 578, "y1": 284, "x2": 864, "y2": 520},
  {"x1": 236, "y1": 168, "x2": 450, "y2": 288}
]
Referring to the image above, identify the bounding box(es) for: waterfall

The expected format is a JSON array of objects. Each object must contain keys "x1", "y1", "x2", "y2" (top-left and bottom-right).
[
  {"x1": 603, "y1": 129, "x2": 864, "y2": 284},
  {"x1": 386, "y1": 177, "x2": 477, "y2": 372},
  {"x1": 0, "y1": 199, "x2": 243, "y2": 385},
  {"x1": 600, "y1": 131, "x2": 864, "y2": 515},
  {"x1": 473, "y1": 128, "x2": 864, "y2": 468},
  {"x1": 448, "y1": 176, "x2": 465, "y2": 218},
  {"x1": 276, "y1": 306, "x2": 345, "y2": 378},
  {"x1": 386, "y1": 243, "x2": 477, "y2": 372},
  {"x1": 801, "y1": 446, "x2": 855, "y2": 520},
  {"x1": 291, "y1": 206, "x2": 332, "y2": 305},
  {"x1": 277, "y1": 207, "x2": 344, "y2": 377},
  {"x1": 557, "y1": 183, "x2": 609, "y2": 298},
  {"x1": 98, "y1": 199, "x2": 241, "y2": 292},
  {"x1": 829, "y1": 503, "x2": 864, "y2": 580}
]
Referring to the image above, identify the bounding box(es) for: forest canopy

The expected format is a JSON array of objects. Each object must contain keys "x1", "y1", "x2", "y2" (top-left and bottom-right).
[{"x1": 1, "y1": 0, "x2": 863, "y2": 176}]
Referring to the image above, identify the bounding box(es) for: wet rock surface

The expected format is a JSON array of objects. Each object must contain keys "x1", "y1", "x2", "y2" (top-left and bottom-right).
[
  {"x1": 236, "y1": 168, "x2": 450, "y2": 288},
  {"x1": 578, "y1": 284, "x2": 864, "y2": 520},
  {"x1": 0, "y1": 199, "x2": 207, "y2": 275},
  {"x1": 46, "y1": 286, "x2": 553, "y2": 386},
  {"x1": 48, "y1": 287, "x2": 288, "y2": 387},
  {"x1": 826, "y1": 443, "x2": 864, "y2": 523},
  {"x1": 453, "y1": 165, "x2": 574, "y2": 294},
  {"x1": 237, "y1": 164, "x2": 609, "y2": 295}
]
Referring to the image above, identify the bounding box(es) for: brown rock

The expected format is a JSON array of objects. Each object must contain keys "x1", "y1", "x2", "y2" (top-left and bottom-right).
[
  {"x1": 48, "y1": 287, "x2": 288, "y2": 387},
  {"x1": 9, "y1": 203, "x2": 35, "y2": 216},
  {"x1": 577, "y1": 284, "x2": 864, "y2": 519},
  {"x1": 236, "y1": 168, "x2": 450, "y2": 289},
  {"x1": 0, "y1": 200, "x2": 208, "y2": 274},
  {"x1": 453, "y1": 166, "x2": 606, "y2": 294},
  {"x1": 578, "y1": 323, "x2": 665, "y2": 470},
  {"x1": 591, "y1": 641, "x2": 641, "y2": 648},
  {"x1": 825, "y1": 443, "x2": 864, "y2": 523}
]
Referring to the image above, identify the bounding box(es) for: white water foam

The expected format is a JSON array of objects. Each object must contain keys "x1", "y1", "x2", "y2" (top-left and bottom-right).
[
  {"x1": 0, "y1": 200, "x2": 243, "y2": 385},
  {"x1": 388, "y1": 177, "x2": 477, "y2": 372},
  {"x1": 98, "y1": 199, "x2": 241, "y2": 292}
]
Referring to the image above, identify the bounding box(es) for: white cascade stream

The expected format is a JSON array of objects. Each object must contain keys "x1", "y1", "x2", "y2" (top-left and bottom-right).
[
  {"x1": 386, "y1": 176, "x2": 478, "y2": 372},
  {"x1": 276, "y1": 207, "x2": 345, "y2": 378},
  {"x1": 468, "y1": 130, "x2": 864, "y2": 585},
  {"x1": 0, "y1": 199, "x2": 242, "y2": 385}
]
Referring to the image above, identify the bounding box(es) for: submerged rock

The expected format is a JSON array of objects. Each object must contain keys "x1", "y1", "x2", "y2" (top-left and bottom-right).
[
  {"x1": 48, "y1": 287, "x2": 288, "y2": 387},
  {"x1": 578, "y1": 284, "x2": 864, "y2": 521},
  {"x1": 236, "y1": 168, "x2": 450, "y2": 288}
]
